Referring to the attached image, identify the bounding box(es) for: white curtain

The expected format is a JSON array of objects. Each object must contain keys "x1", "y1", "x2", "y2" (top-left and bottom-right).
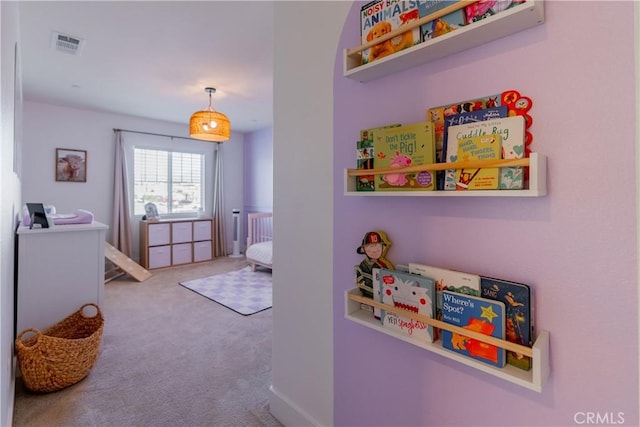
[
  {"x1": 111, "y1": 130, "x2": 133, "y2": 256},
  {"x1": 212, "y1": 145, "x2": 227, "y2": 257}
]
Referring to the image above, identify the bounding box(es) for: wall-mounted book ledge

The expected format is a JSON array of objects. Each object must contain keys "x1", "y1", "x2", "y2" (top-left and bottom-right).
[
  {"x1": 345, "y1": 0, "x2": 544, "y2": 82},
  {"x1": 344, "y1": 152, "x2": 546, "y2": 197},
  {"x1": 345, "y1": 288, "x2": 550, "y2": 392}
]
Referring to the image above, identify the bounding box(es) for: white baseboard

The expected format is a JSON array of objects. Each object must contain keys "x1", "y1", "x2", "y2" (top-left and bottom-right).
[
  {"x1": 269, "y1": 384, "x2": 323, "y2": 427},
  {"x1": 5, "y1": 356, "x2": 16, "y2": 427}
]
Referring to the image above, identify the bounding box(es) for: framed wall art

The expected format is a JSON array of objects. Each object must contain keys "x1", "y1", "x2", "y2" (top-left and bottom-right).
[{"x1": 56, "y1": 148, "x2": 87, "y2": 182}]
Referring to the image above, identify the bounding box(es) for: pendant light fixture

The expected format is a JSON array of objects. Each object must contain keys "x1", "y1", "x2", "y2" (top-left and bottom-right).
[{"x1": 189, "y1": 87, "x2": 231, "y2": 142}]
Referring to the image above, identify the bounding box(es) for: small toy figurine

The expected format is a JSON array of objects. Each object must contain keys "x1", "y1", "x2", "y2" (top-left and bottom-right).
[{"x1": 355, "y1": 230, "x2": 394, "y2": 298}]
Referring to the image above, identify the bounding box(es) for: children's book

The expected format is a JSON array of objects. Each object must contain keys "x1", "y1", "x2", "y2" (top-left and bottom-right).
[
  {"x1": 373, "y1": 122, "x2": 436, "y2": 192},
  {"x1": 441, "y1": 291, "x2": 506, "y2": 367},
  {"x1": 442, "y1": 106, "x2": 508, "y2": 148},
  {"x1": 455, "y1": 133, "x2": 502, "y2": 190},
  {"x1": 356, "y1": 139, "x2": 375, "y2": 192},
  {"x1": 465, "y1": 0, "x2": 526, "y2": 25},
  {"x1": 418, "y1": 0, "x2": 466, "y2": 41},
  {"x1": 408, "y1": 263, "x2": 481, "y2": 340},
  {"x1": 480, "y1": 276, "x2": 534, "y2": 370},
  {"x1": 360, "y1": 0, "x2": 421, "y2": 65},
  {"x1": 445, "y1": 115, "x2": 526, "y2": 190},
  {"x1": 356, "y1": 123, "x2": 400, "y2": 191},
  {"x1": 427, "y1": 94, "x2": 502, "y2": 190},
  {"x1": 441, "y1": 106, "x2": 508, "y2": 190},
  {"x1": 375, "y1": 268, "x2": 436, "y2": 342},
  {"x1": 356, "y1": 124, "x2": 402, "y2": 192},
  {"x1": 442, "y1": 106, "x2": 508, "y2": 189}
]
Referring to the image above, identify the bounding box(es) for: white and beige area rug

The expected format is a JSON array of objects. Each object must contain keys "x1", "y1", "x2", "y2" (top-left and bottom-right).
[{"x1": 179, "y1": 266, "x2": 272, "y2": 315}]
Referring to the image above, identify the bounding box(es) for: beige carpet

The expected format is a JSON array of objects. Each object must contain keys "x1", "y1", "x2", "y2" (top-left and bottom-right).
[{"x1": 12, "y1": 257, "x2": 282, "y2": 427}]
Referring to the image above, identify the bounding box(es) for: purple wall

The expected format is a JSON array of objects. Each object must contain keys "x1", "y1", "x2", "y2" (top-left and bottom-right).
[
  {"x1": 333, "y1": 2, "x2": 637, "y2": 426},
  {"x1": 243, "y1": 127, "x2": 274, "y2": 214},
  {"x1": 243, "y1": 127, "x2": 273, "y2": 248}
]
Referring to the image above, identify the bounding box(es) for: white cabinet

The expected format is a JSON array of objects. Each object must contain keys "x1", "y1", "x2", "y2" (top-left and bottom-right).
[
  {"x1": 16, "y1": 222, "x2": 108, "y2": 334},
  {"x1": 140, "y1": 218, "x2": 215, "y2": 269}
]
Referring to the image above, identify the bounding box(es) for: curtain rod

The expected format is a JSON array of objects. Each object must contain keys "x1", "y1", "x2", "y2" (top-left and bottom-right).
[{"x1": 113, "y1": 128, "x2": 218, "y2": 143}]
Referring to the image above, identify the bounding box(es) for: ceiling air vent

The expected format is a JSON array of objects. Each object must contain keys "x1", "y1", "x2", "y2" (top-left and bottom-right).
[{"x1": 50, "y1": 31, "x2": 85, "y2": 56}]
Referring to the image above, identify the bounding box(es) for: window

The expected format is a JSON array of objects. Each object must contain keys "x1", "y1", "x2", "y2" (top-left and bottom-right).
[
  {"x1": 133, "y1": 148, "x2": 204, "y2": 216},
  {"x1": 123, "y1": 133, "x2": 215, "y2": 220}
]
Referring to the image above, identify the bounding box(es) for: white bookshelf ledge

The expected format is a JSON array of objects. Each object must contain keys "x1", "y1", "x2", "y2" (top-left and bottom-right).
[
  {"x1": 345, "y1": 288, "x2": 550, "y2": 392},
  {"x1": 344, "y1": 0, "x2": 545, "y2": 82},
  {"x1": 345, "y1": 152, "x2": 547, "y2": 197}
]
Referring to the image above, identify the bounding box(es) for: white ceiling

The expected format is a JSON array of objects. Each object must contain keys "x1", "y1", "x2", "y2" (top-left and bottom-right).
[{"x1": 18, "y1": 1, "x2": 274, "y2": 133}]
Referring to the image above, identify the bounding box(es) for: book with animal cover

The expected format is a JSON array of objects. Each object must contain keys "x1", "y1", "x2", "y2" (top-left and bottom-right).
[
  {"x1": 408, "y1": 263, "x2": 481, "y2": 340},
  {"x1": 480, "y1": 276, "x2": 534, "y2": 371},
  {"x1": 455, "y1": 133, "x2": 502, "y2": 190},
  {"x1": 445, "y1": 115, "x2": 526, "y2": 190},
  {"x1": 418, "y1": 0, "x2": 466, "y2": 41},
  {"x1": 375, "y1": 268, "x2": 436, "y2": 342},
  {"x1": 427, "y1": 94, "x2": 502, "y2": 190},
  {"x1": 360, "y1": 0, "x2": 421, "y2": 65},
  {"x1": 465, "y1": 0, "x2": 526, "y2": 25},
  {"x1": 373, "y1": 122, "x2": 436, "y2": 192},
  {"x1": 441, "y1": 291, "x2": 506, "y2": 368}
]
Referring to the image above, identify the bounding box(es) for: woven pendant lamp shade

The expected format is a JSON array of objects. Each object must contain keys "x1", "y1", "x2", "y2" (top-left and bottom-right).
[
  {"x1": 189, "y1": 88, "x2": 231, "y2": 142},
  {"x1": 189, "y1": 110, "x2": 230, "y2": 142}
]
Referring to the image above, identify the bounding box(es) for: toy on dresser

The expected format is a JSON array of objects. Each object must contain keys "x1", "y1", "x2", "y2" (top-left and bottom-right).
[{"x1": 354, "y1": 230, "x2": 394, "y2": 299}]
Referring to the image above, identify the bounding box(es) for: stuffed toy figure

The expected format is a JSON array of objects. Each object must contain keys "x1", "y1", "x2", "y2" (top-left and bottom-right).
[{"x1": 355, "y1": 230, "x2": 394, "y2": 298}]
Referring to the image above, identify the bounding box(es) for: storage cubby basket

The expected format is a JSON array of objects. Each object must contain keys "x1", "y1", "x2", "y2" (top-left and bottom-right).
[{"x1": 15, "y1": 303, "x2": 104, "y2": 392}]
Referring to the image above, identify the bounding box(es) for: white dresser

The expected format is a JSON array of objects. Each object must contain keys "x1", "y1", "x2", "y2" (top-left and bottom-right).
[
  {"x1": 139, "y1": 218, "x2": 214, "y2": 269},
  {"x1": 15, "y1": 221, "x2": 108, "y2": 334}
]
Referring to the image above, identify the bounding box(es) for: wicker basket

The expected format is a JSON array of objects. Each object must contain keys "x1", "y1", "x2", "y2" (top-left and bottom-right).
[{"x1": 15, "y1": 303, "x2": 104, "y2": 392}]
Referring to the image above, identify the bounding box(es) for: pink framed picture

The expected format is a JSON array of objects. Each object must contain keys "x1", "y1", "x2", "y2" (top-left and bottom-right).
[{"x1": 56, "y1": 148, "x2": 87, "y2": 182}]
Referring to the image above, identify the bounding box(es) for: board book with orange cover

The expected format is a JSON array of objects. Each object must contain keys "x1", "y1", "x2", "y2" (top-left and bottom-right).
[
  {"x1": 408, "y1": 263, "x2": 480, "y2": 340},
  {"x1": 441, "y1": 291, "x2": 506, "y2": 368}
]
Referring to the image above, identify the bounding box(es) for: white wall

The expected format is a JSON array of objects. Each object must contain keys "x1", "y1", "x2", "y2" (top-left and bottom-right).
[
  {"x1": 636, "y1": 5, "x2": 640, "y2": 423},
  {"x1": 219, "y1": 136, "x2": 243, "y2": 254},
  {"x1": 21, "y1": 101, "x2": 244, "y2": 259},
  {"x1": 270, "y1": 2, "x2": 350, "y2": 426},
  {"x1": 0, "y1": 2, "x2": 21, "y2": 424}
]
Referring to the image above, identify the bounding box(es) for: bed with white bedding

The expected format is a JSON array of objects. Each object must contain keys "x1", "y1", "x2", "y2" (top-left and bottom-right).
[{"x1": 246, "y1": 212, "x2": 273, "y2": 271}]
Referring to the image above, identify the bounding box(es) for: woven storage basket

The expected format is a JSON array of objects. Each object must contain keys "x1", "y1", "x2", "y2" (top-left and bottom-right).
[{"x1": 15, "y1": 303, "x2": 104, "y2": 392}]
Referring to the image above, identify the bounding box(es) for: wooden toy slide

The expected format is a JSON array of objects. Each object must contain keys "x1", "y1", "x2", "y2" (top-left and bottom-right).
[{"x1": 104, "y1": 242, "x2": 152, "y2": 282}]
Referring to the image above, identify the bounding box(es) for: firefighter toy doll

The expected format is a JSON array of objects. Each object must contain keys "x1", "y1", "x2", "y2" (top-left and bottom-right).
[{"x1": 355, "y1": 230, "x2": 394, "y2": 298}]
